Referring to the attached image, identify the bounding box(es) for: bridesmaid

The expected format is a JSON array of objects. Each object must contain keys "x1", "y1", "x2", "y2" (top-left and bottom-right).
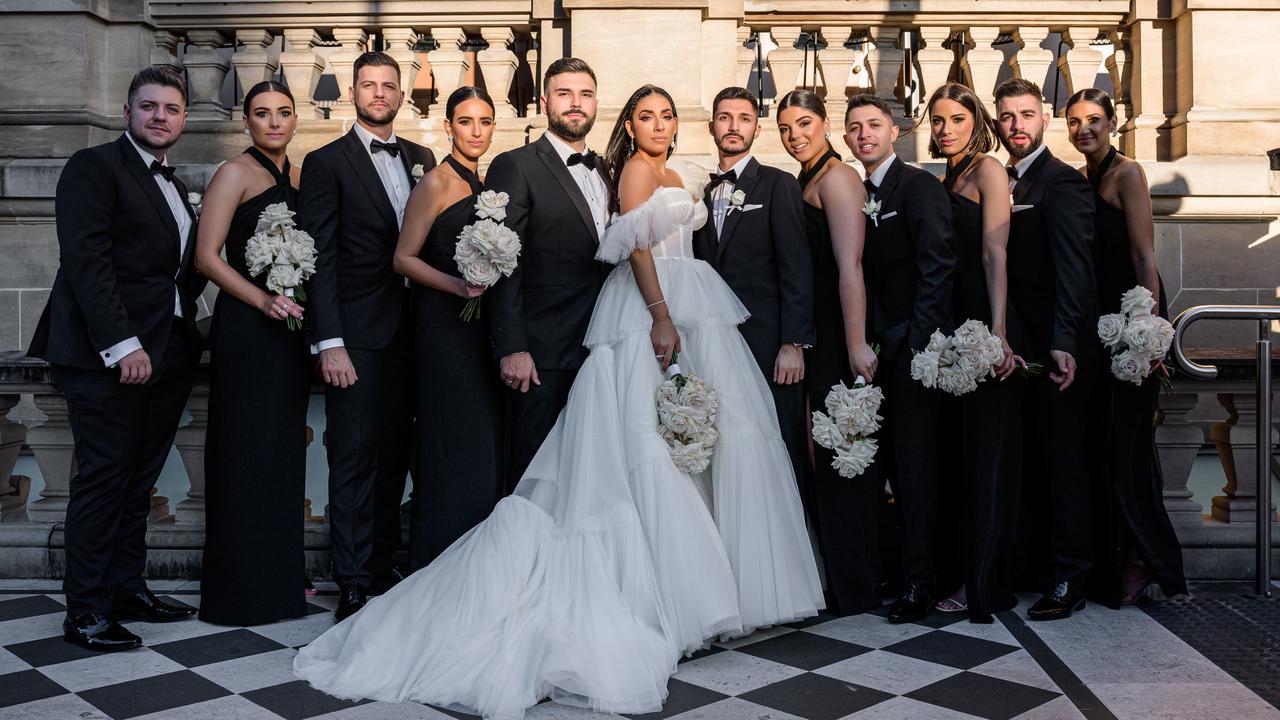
[
  {"x1": 393, "y1": 87, "x2": 504, "y2": 571},
  {"x1": 195, "y1": 81, "x2": 309, "y2": 625},
  {"x1": 1065, "y1": 88, "x2": 1187, "y2": 606},
  {"x1": 776, "y1": 90, "x2": 880, "y2": 615},
  {"x1": 924, "y1": 82, "x2": 1021, "y2": 623}
]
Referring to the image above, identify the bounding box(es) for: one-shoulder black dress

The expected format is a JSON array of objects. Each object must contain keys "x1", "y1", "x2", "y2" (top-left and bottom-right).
[{"x1": 200, "y1": 148, "x2": 309, "y2": 625}]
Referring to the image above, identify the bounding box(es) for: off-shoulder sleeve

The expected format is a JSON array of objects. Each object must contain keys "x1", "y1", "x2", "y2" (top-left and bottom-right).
[{"x1": 595, "y1": 189, "x2": 694, "y2": 264}]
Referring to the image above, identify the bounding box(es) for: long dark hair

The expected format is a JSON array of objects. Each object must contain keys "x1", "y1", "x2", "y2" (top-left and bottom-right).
[
  {"x1": 922, "y1": 82, "x2": 996, "y2": 159},
  {"x1": 243, "y1": 81, "x2": 294, "y2": 116},
  {"x1": 604, "y1": 84, "x2": 678, "y2": 213}
]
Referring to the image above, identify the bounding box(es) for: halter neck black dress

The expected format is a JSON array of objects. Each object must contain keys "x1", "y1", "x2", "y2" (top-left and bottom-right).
[
  {"x1": 408, "y1": 156, "x2": 506, "y2": 570},
  {"x1": 1086, "y1": 148, "x2": 1187, "y2": 604},
  {"x1": 200, "y1": 147, "x2": 309, "y2": 625}
]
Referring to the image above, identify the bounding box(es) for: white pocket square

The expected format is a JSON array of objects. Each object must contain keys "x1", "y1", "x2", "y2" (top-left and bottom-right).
[
  {"x1": 1012, "y1": 204, "x2": 1035, "y2": 213},
  {"x1": 879, "y1": 210, "x2": 898, "y2": 220}
]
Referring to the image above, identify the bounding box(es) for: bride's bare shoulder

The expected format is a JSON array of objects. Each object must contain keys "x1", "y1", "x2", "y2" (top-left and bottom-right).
[{"x1": 619, "y1": 158, "x2": 661, "y2": 212}]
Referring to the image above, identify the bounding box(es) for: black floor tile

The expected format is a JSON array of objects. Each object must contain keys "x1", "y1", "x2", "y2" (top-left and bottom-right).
[
  {"x1": 680, "y1": 644, "x2": 726, "y2": 663},
  {"x1": 907, "y1": 671, "x2": 1060, "y2": 720},
  {"x1": 304, "y1": 602, "x2": 329, "y2": 616},
  {"x1": 737, "y1": 630, "x2": 871, "y2": 670},
  {"x1": 784, "y1": 610, "x2": 841, "y2": 630},
  {"x1": 0, "y1": 595, "x2": 65, "y2": 622},
  {"x1": 5, "y1": 635, "x2": 105, "y2": 668},
  {"x1": 0, "y1": 669, "x2": 67, "y2": 709},
  {"x1": 77, "y1": 669, "x2": 230, "y2": 720},
  {"x1": 883, "y1": 629, "x2": 1018, "y2": 670},
  {"x1": 739, "y1": 672, "x2": 893, "y2": 720},
  {"x1": 151, "y1": 628, "x2": 287, "y2": 668},
  {"x1": 242, "y1": 680, "x2": 370, "y2": 720},
  {"x1": 626, "y1": 678, "x2": 728, "y2": 719}
]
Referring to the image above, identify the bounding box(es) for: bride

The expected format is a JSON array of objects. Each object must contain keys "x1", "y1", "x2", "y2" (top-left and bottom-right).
[{"x1": 294, "y1": 85, "x2": 823, "y2": 720}]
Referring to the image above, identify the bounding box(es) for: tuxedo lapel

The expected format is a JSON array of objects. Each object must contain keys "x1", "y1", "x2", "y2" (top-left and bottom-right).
[
  {"x1": 117, "y1": 136, "x2": 181, "y2": 246},
  {"x1": 172, "y1": 175, "x2": 198, "y2": 270},
  {"x1": 716, "y1": 157, "x2": 760, "y2": 263},
  {"x1": 1013, "y1": 148, "x2": 1052, "y2": 204},
  {"x1": 873, "y1": 157, "x2": 906, "y2": 208},
  {"x1": 398, "y1": 143, "x2": 418, "y2": 190},
  {"x1": 534, "y1": 134, "x2": 600, "y2": 244},
  {"x1": 340, "y1": 129, "x2": 398, "y2": 229}
]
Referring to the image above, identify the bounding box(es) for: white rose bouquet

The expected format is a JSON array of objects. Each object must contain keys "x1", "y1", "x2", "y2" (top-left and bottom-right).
[
  {"x1": 245, "y1": 201, "x2": 316, "y2": 330},
  {"x1": 655, "y1": 352, "x2": 720, "y2": 475},
  {"x1": 454, "y1": 190, "x2": 521, "y2": 321},
  {"x1": 1097, "y1": 285, "x2": 1174, "y2": 387},
  {"x1": 811, "y1": 377, "x2": 883, "y2": 478},
  {"x1": 909, "y1": 320, "x2": 1009, "y2": 396}
]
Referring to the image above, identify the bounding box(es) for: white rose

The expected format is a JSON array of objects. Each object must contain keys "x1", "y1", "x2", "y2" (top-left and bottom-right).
[
  {"x1": 669, "y1": 440, "x2": 713, "y2": 475},
  {"x1": 730, "y1": 189, "x2": 746, "y2": 207},
  {"x1": 187, "y1": 192, "x2": 202, "y2": 207},
  {"x1": 1111, "y1": 349, "x2": 1148, "y2": 385},
  {"x1": 1097, "y1": 313, "x2": 1127, "y2": 350},
  {"x1": 925, "y1": 329, "x2": 950, "y2": 354},
  {"x1": 831, "y1": 439, "x2": 878, "y2": 478},
  {"x1": 977, "y1": 335, "x2": 1005, "y2": 369},
  {"x1": 475, "y1": 190, "x2": 509, "y2": 222},
  {"x1": 255, "y1": 202, "x2": 295, "y2": 233},
  {"x1": 411, "y1": 163, "x2": 425, "y2": 180},
  {"x1": 484, "y1": 224, "x2": 522, "y2": 274},
  {"x1": 655, "y1": 381, "x2": 679, "y2": 407},
  {"x1": 267, "y1": 263, "x2": 303, "y2": 294},
  {"x1": 1122, "y1": 313, "x2": 1163, "y2": 356},
  {"x1": 910, "y1": 350, "x2": 940, "y2": 387},
  {"x1": 1119, "y1": 285, "x2": 1156, "y2": 318},
  {"x1": 693, "y1": 425, "x2": 719, "y2": 449},
  {"x1": 461, "y1": 257, "x2": 501, "y2": 287},
  {"x1": 811, "y1": 412, "x2": 845, "y2": 450},
  {"x1": 1151, "y1": 317, "x2": 1174, "y2": 357},
  {"x1": 951, "y1": 320, "x2": 985, "y2": 352},
  {"x1": 824, "y1": 383, "x2": 852, "y2": 416},
  {"x1": 937, "y1": 366, "x2": 977, "y2": 396}
]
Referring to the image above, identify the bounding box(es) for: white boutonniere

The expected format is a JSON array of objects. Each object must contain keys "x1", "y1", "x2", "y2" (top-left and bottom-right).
[
  {"x1": 187, "y1": 192, "x2": 203, "y2": 218},
  {"x1": 411, "y1": 163, "x2": 424, "y2": 180},
  {"x1": 862, "y1": 198, "x2": 882, "y2": 227}
]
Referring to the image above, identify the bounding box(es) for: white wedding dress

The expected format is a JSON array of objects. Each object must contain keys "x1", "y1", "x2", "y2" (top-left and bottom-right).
[{"x1": 294, "y1": 185, "x2": 823, "y2": 720}]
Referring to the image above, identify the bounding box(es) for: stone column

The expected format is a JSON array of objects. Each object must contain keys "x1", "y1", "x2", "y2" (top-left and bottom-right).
[
  {"x1": 384, "y1": 27, "x2": 422, "y2": 118},
  {"x1": 0, "y1": 395, "x2": 29, "y2": 523},
  {"x1": 428, "y1": 28, "x2": 469, "y2": 118},
  {"x1": 329, "y1": 28, "x2": 369, "y2": 120},
  {"x1": 867, "y1": 25, "x2": 906, "y2": 122},
  {"x1": 173, "y1": 387, "x2": 208, "y2": 526},
  {"x1": 1105, "y1": 28, "x2": 1131, "y2": 135},
  {"x1": 231, "y1": 29, "x2": 278, "y2": 112},
  {"x1": 1156, "y1": 392, "x2": 1208, "y2": 525},
  {"x1": 525, "y1": 41, "x2": 540, "y2": 116},
  {"x1": 1121, "y1": 14, "x2": 1175, "y2": 161},
  {"x1": 280, "y1": 29, "x2": 325, "y2": 119},
  {"x1": 963, "y1": 26, "x2": 1005, "y2": 107},
  {"x1": 478, "y1": 27, "x2": 519, "y2": 118},
  {"x1": 818, "y1": 26, "x2": 855, "y2": 119},
  {"x1": 1058, "y1": 27, "x2": 1103, "y2": 111},
  {"x1": 1210, "y1": 392, "x2": 1280, "y2": 524},
  {"x1": 152, "y1": 30, "x2": 182, "y2": 74},
  {"x1": 767, "y1": 26, "x2": 805, "y2": 102},
  {"x1": 25, "y1": 394, "x2": 75, "y2": 523},
  {"x1": 1008, "y1": 27, "x2": 1054, "y2": 96},
  {"x1": 185, "y1": 30, "x2": 231, "y2": 120}
]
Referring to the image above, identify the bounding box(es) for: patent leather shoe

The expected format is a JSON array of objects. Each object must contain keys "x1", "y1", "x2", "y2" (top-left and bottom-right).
[
  {"x1": 1027, "y1": 581, "x2": 1086, "y2": 621},
  {"x1": 887, "y1": 581, "x2": 934, "y2": 624},
  {"x1": 112, "y1": 589, "x2": 196, "y2": 623},
  {"x1": 64, "y1": 613, "x2": 142, "y2": 652},
  {"x1": 335, "y1": 583, "x2": 367, "y2": 622}
]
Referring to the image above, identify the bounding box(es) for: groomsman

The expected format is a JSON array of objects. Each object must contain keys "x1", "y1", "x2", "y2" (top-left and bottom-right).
[
  {"x1": 487, "y1": 58, "x2": 612, "y2": 487},
  {"x1": 693, "y1": 86, "x2": 815, "y2": 488},
  {"x1": 300, "y1": 51, "x2": 436, "y2": 621},
  {"x1": 993, "y1": 78, "x2": 1098, "y2": 621},
  {"x1": 29, "y1": 67, "x2": 203, "y2": 651},
  {"x1": 844, "y1": 94, "x2": 956, "y2": 624}
]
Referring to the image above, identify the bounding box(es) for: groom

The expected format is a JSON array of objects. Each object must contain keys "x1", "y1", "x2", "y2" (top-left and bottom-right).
[
  {"x1": 693, "y1": 86, "x2": 815, "y2": 488},
  {"x1": 300, "y1": 51, "x2": 435, "y2": 621},
  {"x1": 487, "y1": 58, "x2": 612, "y2": 488}
]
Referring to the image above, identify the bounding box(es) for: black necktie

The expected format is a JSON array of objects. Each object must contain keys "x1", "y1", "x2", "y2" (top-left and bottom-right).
[
  {"x1": 864, "y1": 179, "x2": 877, "y2": 197},
  {"x1": 1006, "y1": 165, "x2": 1019, "y2": 181},
  {"x1": 707, "y1": 169, "x2": 737, "y2": 193},
  {"x1": 567, "y1": 151, "x2": 598, "y2": 170},
  {"x1": 150, "y1": 160, "x2": 176, "y2": 183},
  {"x1": 370, "y1": 139, "x2": 401, "y2": 157}
]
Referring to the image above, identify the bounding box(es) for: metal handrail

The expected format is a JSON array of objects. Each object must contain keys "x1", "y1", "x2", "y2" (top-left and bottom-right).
[{"x1": 1172, "y1": 304, "x2": 1278, "y2": 596}]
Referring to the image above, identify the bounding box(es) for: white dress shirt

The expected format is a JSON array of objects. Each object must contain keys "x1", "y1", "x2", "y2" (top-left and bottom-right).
[
  {"x1": 865, "y1": 153, "x2": 897, "y2": 197},
  {"x1": 99, "y1": 133, "x2": 193, "y2": 368},
  {"x1": 544, "y1": 131, "x2": 609, "y2": 238},
  {"x1": 710, "y1": 153, "x2": 755, "y2": 237},
  {"x1": 1008, "y1": 143, "x2": 1048, "y2": 192}
]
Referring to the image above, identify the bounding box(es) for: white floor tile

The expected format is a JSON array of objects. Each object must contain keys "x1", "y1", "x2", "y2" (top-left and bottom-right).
[
  {"x1": 841, "y1": 695, "x2": 982, "y2": 719},
  {"x1": 247, "y1": 612, "x2": 335, "y2": 649},
  {"x1": 1011, "y1": 695, "x2": 1086, "y2": 720},
  {"x1": 312, "y1": 701, "x2": 459, "y2": 719},
  {"x1": 801, "y1": 613, "x2": 935, "y2": 649},
  {"x1": 943, "y1": 617, "x2": 1018, "y2": 646},
  {"x1": 39, "y1": 647, "x2": 185, "y2": 692},
  {"x1": 0, "y1": 611, "x2": 67, "y2": 646},
  {"x1": 673, "y1": 649, "x2": 805, "y2": 696},
  {"x1": 814, "y1": 649, "x2": 961, "y2": 695},
  {"x1": 0, "y1": 693, "x2": 109, "y2": 720},
  {"x1": 1091, "y1": 681, "x2": 1280, "y2": 720},
  {"x1": 191, "y1": 648, "x2": 299, "y2": 694},
  {"x1": 970, "y1": 649, "x2": 1059, "y2": 692},
  {"x1": 130, "y1": 694, "x2": 284, "y2": 720},
  {"x1": 0, "y1": 646, "x2": 30, "y2": 675},
  {"x1": 668, "y1": 696, "x2": 808, "y2": 720}
]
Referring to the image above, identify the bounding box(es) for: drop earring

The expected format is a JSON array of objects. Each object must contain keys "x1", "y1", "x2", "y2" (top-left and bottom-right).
[{"x1": 244, "y1": 128, "x2": 251, "y2": 136}]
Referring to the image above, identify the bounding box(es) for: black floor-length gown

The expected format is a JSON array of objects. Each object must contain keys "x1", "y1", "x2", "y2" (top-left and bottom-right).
[
  {"x1": 799, "y1": 149, "x2": 882, "y2": 615},
  {"x1": 1087, "y1": 148, "x2": 1187, "y2": 605},
  {"x1": 408, "y1": 156, "x2": 505, "y2": 571},
  {"x1": 941, "y1": 155, "x2": 1025, "y2": 621},
  {"x1": 200, "y1": 148, "x2": 309, "y2": 625}
]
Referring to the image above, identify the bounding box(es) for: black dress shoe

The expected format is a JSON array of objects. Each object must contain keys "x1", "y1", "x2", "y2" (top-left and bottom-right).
[
  {"x1": 1027, "y1": 581, "x2": 1086, "y2": 621},
  {"x1": 335, "y1": 583, "x2": 367, "y2": 622},
  {"x1": 64, "y1": 613, "x2": 142, "y2": 653},
  {"x1": 111, "y1": 589, "x2": 196, "y2": 623},
  {"x1": 368, "y1": 567, "x2": 405, "y2": 596},
  {"x1": 887, "y1": 582, "x2": 935, "y2": 624}
]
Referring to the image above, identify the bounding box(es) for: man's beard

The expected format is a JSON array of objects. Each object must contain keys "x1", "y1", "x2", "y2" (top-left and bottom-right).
[
  {"x1": 548, "y1": 109, "x2": 595, "y2": 142},
  {"x1": 356, "y1": 102, "x2": 398, "y2": 128},
  {"x1": 128, "y1": 118, "x2": 179, "y2": 153},
  {"x1": 1003, "y1": 127, "x2": 1044, "y2": 159},
  {"x1": 715, "y1": 132, "x2": 754, "y2": 157}
]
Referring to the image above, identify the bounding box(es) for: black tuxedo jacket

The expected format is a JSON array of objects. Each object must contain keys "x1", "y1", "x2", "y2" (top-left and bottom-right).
[
  {"x1": 485, "y1": 134, "x2": 611, "y2": 372},
  {"x1": 1007, "y1": 148, "x2": 1099, "y2": 365},
  {"x1": 29, "y1": 134, "x2": 205, "y2": 370},
  {"x1": 693, "y1": 157, "x2": 815, "y2": 374},
  {"x1": 861, "y1": 158, "x2": 956, "y2": 364},
  {"x1": 299, "y1": 129, "x2": 435, "y2": 350}
]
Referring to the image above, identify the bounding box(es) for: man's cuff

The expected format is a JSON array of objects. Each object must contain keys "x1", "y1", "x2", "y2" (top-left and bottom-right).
[
  {"x1": 790, "y1": 342, "x2": 813, "y2": 350},
  {"x1": 310, "y1": 338, "x2": 344, "y2": 355},
  {"x1": 100, "y1": 336, "x2": 142, "y2": 368}
]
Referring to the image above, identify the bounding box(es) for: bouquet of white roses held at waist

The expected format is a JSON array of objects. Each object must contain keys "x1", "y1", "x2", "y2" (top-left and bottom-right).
[
  {"x1": 1097, "y1": 285, "x2": 1174, "y2": 386},
  {"x1": 909, "y1": 319, "x2": 1007, "y2": 396},
  {"x1": 245, "y1": 201, "x2": 316, "y2": 331},
  {"x1": 655, "y1": 352, "x2": 720, "y2": 475},
  {"x1": 454, "y1": 190, "x2": 521, "y2": 322},
  {"x1": 811, "y1": 377, "x2": 883, "y2": 478}
]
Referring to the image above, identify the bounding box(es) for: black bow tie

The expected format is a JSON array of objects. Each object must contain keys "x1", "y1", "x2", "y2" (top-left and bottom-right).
[
  {"x1": 1006, "y1": 165, "x2": 1020, "y2": 181},
  {"x1": 370, "y1": 139, "x2": 401, "y2": 157},
  {"x1": 708, "y1": 169, "x2": 737, "y2": 193},
  {"x1": 149, "y1": 160, "x2": 176, "y2": 183},
  {"x1": 567, "y1": 151, "x2": 598, "y2": 170}
]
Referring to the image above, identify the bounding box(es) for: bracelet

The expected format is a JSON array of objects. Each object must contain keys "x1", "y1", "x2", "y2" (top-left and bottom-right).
[{"x1": 646, "y1": 299, "x2": 666, "y2": 309}]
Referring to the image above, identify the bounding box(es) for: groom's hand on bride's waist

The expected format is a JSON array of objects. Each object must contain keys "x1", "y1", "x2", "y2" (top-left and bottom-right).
[{"x1": 500, "y1": 352, "x2": 540, "y2": 393}]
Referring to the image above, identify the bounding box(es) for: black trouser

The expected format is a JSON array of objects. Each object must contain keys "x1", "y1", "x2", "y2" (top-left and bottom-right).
[
  {"x1": 55, "y1": 323, "x2": 194, "y2": 617},
  {"x1": 324, "y1": 339, "x2": 414, "y2": 589},
  {"x1": 504, "y1": 368, "x2": 577, "y2": 493},
  {"x1": 877, "y1": 357, "x2": 941, "y2": 587}
]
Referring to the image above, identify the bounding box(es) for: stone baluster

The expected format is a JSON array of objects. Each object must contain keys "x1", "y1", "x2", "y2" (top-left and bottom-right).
[
  {"x1": 231, "y1": 29, "x2": 278, "y2": 112},
  {"x1": 526, "y1": 41, "x2": 540, "y2": 116},
  {"x1": 1156, "y1": 392, "x2": 1208, "y2": 525},
  {"x1": 767, "y1": 26, "x2": 805, "y2": 102},
  {"x1": 963, "y1": 26, "x2": 1006, "y2": 107},
  {"x1": 280, "y1": 29, "x2": 325, "y2": 119},
  {"x1": 1008, "y1": 27, "x2": 1054, "y2": 98},
  {"x1": 479, "y1": 27, "x2": 519, "y2": 118},
  {"x1": 329, "y1": 28, "x2": 369, "y2": 120},
  {"x1": 173, "y1": 387, "x2": 208, "y2": 525},
  {"x1": 152, "y1": 30, "x2": 182, "y2": 74},
  {"x1": 736, "y1": 26, "x2": 755, "y2": 89},
  {"x1": 1057, "y1": 27, "x2": 1103, "y2": 110},
  {"x1": 1105, "y1": 28, "x2": 1131, "y2": 134},
  {"x1": 916, "y1": 26, "x2": 955, "y2": 100},
  {"x1": 1209, "y1": 392, "x2": 1279, "y2": 524},
  {"x1": 817, "y1": 26, "x2": 854, "y2": 119},
  {"x1": 0, "y1": 395, "x2": 29, "y2": 523},
  {"x1": 185, "y1": 31, "x2": 231, "y2": 120},
  {"x1": 867, "y1": 25, "x2": 906, "y2": 122},
  {"x1": 384, "y1": 27, "x2": 422, "y2": 118},
  {"x1": 428, "y1": 27, "x2": 469, "y2": 118},
  {"x1": 25, "y1": 394, "x2": 75, "y2": 523}
]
